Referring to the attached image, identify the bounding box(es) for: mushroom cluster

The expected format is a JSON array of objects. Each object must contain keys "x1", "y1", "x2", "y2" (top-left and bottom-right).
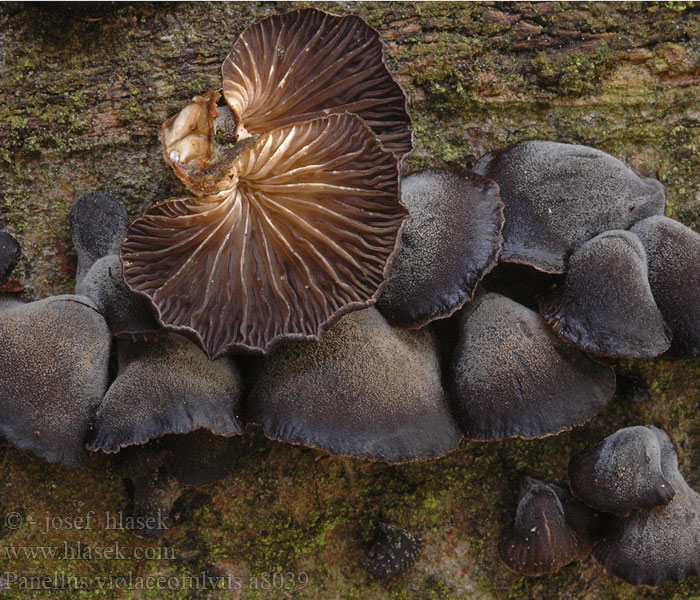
[
  {"x1": 500, "y1": 426, "x2": 700, "y2": 586},
  {"x1": 0, "y1": 5, "x2": 699, "y2": 586}
]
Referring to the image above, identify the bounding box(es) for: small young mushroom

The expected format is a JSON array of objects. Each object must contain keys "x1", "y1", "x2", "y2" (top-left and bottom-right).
[
  {"x1": 592, "y1": 427, "x2": 700, "y2": 585},
  {"x1": 473, "y1": 141, "x2": 666, "y2": 273},
  {"x1": 243, "y1": 307, "x2": 462, "y2": 463},
  {"x1": 447, "y1": 293, "x2": 615, "y2": 440},
  {"x1": 0, "y1": 295, "x2": 111, "y2": 467},
  {"x1": 629, "y1": 215, "x2": 700, "y2": 357},
  {"x1": 165, "y1": 430, "x2": 241, "y2": 487},
  {"x1": 498, "y1": 477, "x2": 598, "y2": 576},
  {"x1": 88, "y1": 332, "x2": 243, "y2": 453},
  {"x1": 366, "y1": 522, "x2": 422, "y2": 579},
  {"x1": 70, "y1": 192, "x2": 128, "y2": 287},
  {"x1": 540, "y1": 230, "x2": 671, "y2": 358},
  {"x1": 376, "y1": 170, "x2": 503, "y2": 328},
  {"x1": 568, "y1": 426, "x2": 675, "y2": 516},
  {"x1": 0, "y1": 232, "x2": 21, "y2": 285},
  {"x1": 112, "y1": 443, "x2": 181, "y2": 540}
]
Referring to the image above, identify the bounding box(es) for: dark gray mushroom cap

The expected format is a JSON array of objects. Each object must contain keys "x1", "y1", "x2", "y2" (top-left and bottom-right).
[
  {"x1": 498, "y1": 477, "x2": 597, "y2": 576},
  {"x1": 569, "y1": 426, "x2": 675, "y2": 516},
  {"x1": 366, "y1": 522, "x2": 422, "y2": 579},
  {"x1": 243, "y1": 307, "x2": 462, "y2": 463},
  {"x1": 88, "y1": 332, "x2": 243, "y2": 453},
  {"x1": 376, "y1": 170, "x2": 503, "y2": 328},
  {"x1": 473, "y1": 141, "x2": 666, "y2": 273},
  {"x1": 0, "y1": 232, "x2": 21, "y2": 285},
  {"x1": 629, "y1": 215, "x2": 700, "y2": 357},
  {"x1": 448, "y1": 293, "x2": 615, "y2": 440},
  {"x1": 114, "y1": 430, "x2": 239, "y2": 488},
  {"x1": 0, "y1": 295, "x2": 111, "y2": 467},
  {"x1": 70, "y1": 192, "x2": 128, "y2": 286},
  {"x1": 76, "y1": 255, "x2": 159, "y2": 339},
  {"x1": 593, "y1": 427, "x2": 700, "y2": 586},
  {"x1": 540, "y1": 230, "x2": 671, "y2": 358}
]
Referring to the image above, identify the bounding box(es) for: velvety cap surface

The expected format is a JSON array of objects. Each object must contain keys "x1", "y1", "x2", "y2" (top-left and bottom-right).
[
  {"x1": 244, "y1": 307, "x2": 462, "y2": 463},
  {"x1": 473, "y1": 141, "x2": 665, "y2": 273},
  {"x1": 540, "y1": 230, "x2": 671, "y2": 358},
  {"x1": 448, "y1": 292, "x2": 615, "y2": 440},
  {"x1": 376, "y1": 170, "x2": 503, "y2": 328}
]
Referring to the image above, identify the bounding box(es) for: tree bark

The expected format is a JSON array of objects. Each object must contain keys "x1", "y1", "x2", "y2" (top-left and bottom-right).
[{"x1": 0, "y1": 2, "x2": 699, "y2": 598}]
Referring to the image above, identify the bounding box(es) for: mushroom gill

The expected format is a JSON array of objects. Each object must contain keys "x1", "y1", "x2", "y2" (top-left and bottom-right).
[
  {"x1": 498, "y1": 477, "x2": 598, "y2": 576},
  {"x1": 123, "y1": 114, "x2": 406, "y2": 357},
  {"x1": 221, "y1": 8, "x2": 413, "y2": 159},
  {"x1": 123, "y1": 8, "x2": 411, "y2": 357}
]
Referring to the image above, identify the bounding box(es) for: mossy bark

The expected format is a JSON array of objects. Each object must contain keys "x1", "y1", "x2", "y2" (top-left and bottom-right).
[{"x1": 0, "y1": 2, "x2": 699, "y2": 598}]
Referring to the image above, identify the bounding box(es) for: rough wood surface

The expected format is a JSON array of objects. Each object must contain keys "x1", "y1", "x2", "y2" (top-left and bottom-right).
[{"x1": 0, "y1": 2, "x2": 699, "y2": 599}]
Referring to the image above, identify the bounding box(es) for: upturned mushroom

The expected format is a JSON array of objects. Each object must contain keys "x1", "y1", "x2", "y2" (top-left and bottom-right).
[
  {"x1": 244, "y1": 307, "x2": 462, "y2": 463},
  {"x1": 376, "y1": 169, "x2": 503, "y2": 328},
  {"x1": 121, "y1": 8, "x2": 412, "y2": 358},
  {"x1": 473, "y1": 141, "x2": 666, "y2": 273},
  {"x1": 540, "y1": 230, "x2": 671, "y2": 358},
  {"x1": 447, "y1": 292, "x2": 615, "y2": 440},
  {"x1": 568, "y1": 426, "x2": 675, "y2": 516},
  {"x1": 498, "y1": 477, "x2": 598, "y2": 576}
]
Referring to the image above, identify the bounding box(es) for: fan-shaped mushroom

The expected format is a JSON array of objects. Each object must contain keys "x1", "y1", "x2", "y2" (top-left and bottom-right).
[
  {"x1": 540, "y1": 230, "x2": 671, "y2": 358},
  {"x1": 123, "y1": 7, "x2": 412, "y2": 357},
  {"x1": 473, "y1": 141, "x2": 665, "y2": 273},
  {"x1": 70, "y1": 192, "x2": 128, "y2": 287},
  {"x1": 592, "y1": 427, "x2": 700, "y2": 585},
  {"x1": 243, "y1": 307, "x2": 462, "y2": 463},
  {"x1": 629, "y1": 215, "x2": 700, "y2": 357},
  {"x1": 88, "y1": 332, "x2": 243, "y2": 453},
  {"x1": 448, "y1": 293, "x2": 615, "y2": 440},
  {"x1": 376, "y1": 170, "x2": 503, "y2": 328},
  {"x1": 498, "y1": 477, "x2": 598, "y2": 576},
  {"x1": 0, "y1": 295, "x2": 111, "y2": 467},
  {"x1": 123, "y1": 114, "x2": 406, "y2": 357},
  {"x1": 568, "y1": 426, "x2": 675, "y2": 516}
]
